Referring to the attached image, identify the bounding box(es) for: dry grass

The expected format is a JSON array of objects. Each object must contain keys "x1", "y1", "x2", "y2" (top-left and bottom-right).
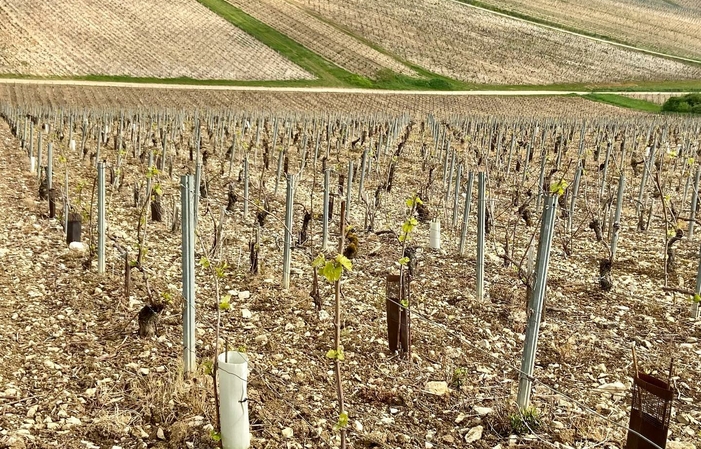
[
  {"x1": 0, "y1": 83, "x2": 648, "y2": 118},
  {"x1": 473, "y1": 0, "x2": 701, "y2": 60},
  {"x1": 0, "y1": 0, "x2": 314, "y2": 80},
  {"x1": 224, "y1": 0, "x2": 417, "y2": 79},
  {"x1": 293, "y1": 0, "x2": 701, "y2": 85}
]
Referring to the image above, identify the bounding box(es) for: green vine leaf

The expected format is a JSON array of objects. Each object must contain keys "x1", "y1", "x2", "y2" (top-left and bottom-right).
[
  {"x1": 335, "y1": 254, "x2": 353, "y2": 271},
  {"x1": 692, "y1": 293, "x2": 701, "y2": 304},
  {"x1": 398, "y1": 256, "x2": 410, "y2": 266},
  {"x1": 334, "y1": 411, "x2": 349, "y2": 431},
  {"x1": 550, "y1": 180, "x2": 568, "y2": 196},
  {"x1": 219, "y1": 295, "x2": 231, "y2": 311}
]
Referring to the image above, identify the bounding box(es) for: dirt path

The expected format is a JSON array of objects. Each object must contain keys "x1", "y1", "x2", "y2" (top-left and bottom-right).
[{"x1": 0, "y1": 78, "x2": 693, "y2": 98}]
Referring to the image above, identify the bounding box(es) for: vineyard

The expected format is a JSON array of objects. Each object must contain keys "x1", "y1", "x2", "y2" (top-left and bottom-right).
[
  {"x1": 0, "y1": 96, "x2": 699, "y2": 449},
  {"x1": 462, "y1": 0, "x2": 701, "y2": 61},
  {"x1": 0, "y1": 82, "x2": 648, "y2": 117},
  {"x1": 219, "y1": 0, "x2": 417, "y2": 80},
  {"x1": 0, "y1": 0, "x2": 313, "y2": 80},
  {"x1": 292, "y1": 0, "x2": 701, "y2": 85}
]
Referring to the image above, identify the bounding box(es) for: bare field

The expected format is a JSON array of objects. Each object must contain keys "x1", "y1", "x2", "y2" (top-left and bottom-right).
[
  {"x1": 472, "y1": 0, "x2": 701, "y2": 60},
  {"x1": 0, "y1": 83, "x2": 645, "y2": 118},
  {"x1": 0, "y1": 0, "x2": 314, "y2": 80},
  {"x1": 224, "y1": 0, "x2": 417, "y2": 79},
  {"x1": 293, "y1": 0, "x2": 701, "y2": 85}
]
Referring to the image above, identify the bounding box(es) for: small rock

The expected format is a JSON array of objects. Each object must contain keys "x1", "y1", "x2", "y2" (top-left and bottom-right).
[
  {"x1": 241, "y1": 309, "x2": 252, "y2": 319},
  {"x1": 442, "y1": 434, "x2": 455, "y2": 444},
  {"x1": 281, "y1": 427, "x2": 294, "y2": 439},
  {"x1": 156, "y1": 428, "x2": 165, "y2": 440},
  {"x1": 425, "y1": 381, "x2": 450, "y2": 396},
  {"x1": 254, "y1": 334, "x2": 268, "y2": 345},
  {"x1": 238, "y1": 291, "x2": 251, "y2": 300},
  {"x1": 455, "y1": 413, "x2": 466, "y2": 424},
  {"x1": 139, "y1": 368, "x2": 150, "y2": 375},
  {"x1": 354, "y1": 420, "x2": 363, "y2": 432},
  {"x1": 465, "y1": 426, "x2": 483, "y2": 443},
  {"x1": 597, "y1": 381, "x2": 627, "y2": 393},
  {"x1": 26, "y1": 405, "x2": 38, "y2": 418},
  {"x1": 473, "y1": 406, "x2": 493, "y2": 416},
  {"x1": 65, "y1": 417, "x2": 82, "y2": 428},
  {"x1": 69, "y1": 242, "x2": 88, "y2": 253}
]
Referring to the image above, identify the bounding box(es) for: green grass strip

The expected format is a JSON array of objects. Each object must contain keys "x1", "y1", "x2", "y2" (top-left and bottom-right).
[
  {"x1": 581, "y1": 94, "x2": 663, "y2": 113},
  {"x1": 196, "y1": 0, "x2": 372, "y2": 87}
]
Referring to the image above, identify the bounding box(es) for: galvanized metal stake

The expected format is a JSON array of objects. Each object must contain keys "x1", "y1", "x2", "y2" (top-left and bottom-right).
[
  {"x1": 452, "y1": 164, "x2": 462, "y2": 228},
  {"x1": 567, "y1": 164, "x2": 582, "y2": 234},
  {"x1": 610, "y1": 174, "x2": 626, "y2": 261},
  {"x1": 689, "y1": 166, "x2": 700, "y2": 239},
  {"x1": 47, "y1": 143, "x2": 53, "y2": 191},
  {"x1": 181, "y1": 175, "x2": 196, "y2": 375},
  {"x1": 459, "y1": 171, "x2": 474, "y2": 256},
  {"x1": 345, "y1": 161, "x2": 354, "y2": 217},
  {"x1": 693, "y1": 244, "x2": 701, "y2": 320},
  {"x1": 97, "y1": 162, "x2": 106, "y2": 274},
  {"x1": 282, "y1": 174, "x2": 295, "y2": 289},
  {"x1": 476, "y1": 172, "x2": 486, "y2": 301},
  {"x1": 517, "y1": 194, "x2": 558, "y2": 409},
  {"x1": 322, "y1": 168, "x2": 330, "y2": 251},
  {"x1": 243, "y1": 156, "x2": 249, "y2": 219}
]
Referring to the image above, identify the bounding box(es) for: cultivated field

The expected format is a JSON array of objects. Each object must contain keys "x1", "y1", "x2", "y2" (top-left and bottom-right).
[
  {"x1": 293, "y1": 0, "x2": 701, "y2": 85},
  {"x1": 0, "y1": 0, "x2": 314, "y2": 80},
  {"x1": 471, "y1": 0, "x2": 701, "y2": 60},
  {"x1": 223, "y1": 0, "x2": 418, "y2": 79},
  {"x1": 0, "y1": 83, "x2": 646, "y2": 118},
  {"x1": 0, "y1": 99, "x2": 700, "y2": 448}
]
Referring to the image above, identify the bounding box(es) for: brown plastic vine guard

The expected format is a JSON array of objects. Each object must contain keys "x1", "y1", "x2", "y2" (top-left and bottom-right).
[
  {"x1": 386, "y1": 274, "x2": 411, "y2": 355},
  {"x1": 626, "y1": 350, "x2": 674, "y2": 449}
]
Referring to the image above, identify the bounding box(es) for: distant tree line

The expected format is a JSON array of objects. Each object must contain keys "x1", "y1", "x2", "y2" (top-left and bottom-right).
[{"x1": 662, "y1": 93, "x2": 701, "y2": 114}]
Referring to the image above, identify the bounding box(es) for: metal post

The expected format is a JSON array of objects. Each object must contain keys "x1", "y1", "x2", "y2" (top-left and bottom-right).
[
  {"x1": 47, "y1": 143, "x2": 53, "y2": 191},
  {"x1": 181, "y1": 175, "x2": 196, "y2": 375},
  {"x1": 243, "y1": 156, "x2": 249, "y2": 219},
  {"x1": 517, "y1": 194, "x2": 558, "y2": 408},
  {"x1": 567, "y1": 164, "x2": 582, "y2": 233},
  {"x1": 689, "y1": 166, "x2": 700, "y2": 238},
  {"x1": 452, "y1": 164, "x2": 462, "y2": 228},
  {"x1": 194, "y1": 161, "x2": 202, "y2": 229},
  {"x1": 282, "y1": 174, "x2": 295, "y2": 289},
  {"x1": 476, "y1": 172, "x2": 486, "y2": 301},
  {"x1": 459, "y1": 171, "x2": 474, "y2": 256},
  {"x1": 97, "y1": 162, "x2": 106, "y2": 274},
  {"x1": 345, "y1": 160, "x2": 353, "y2": 216},
  {"x1": 37, "y1": 131, "x2": 43, "y2": 184},
  {"x1": 95, "y1": 132, "x2": 101, "y2": 168},
  {"x1": 29, "y1": 123, "x2": 34, "y2": 160},
  {"x1": 610, "y1": 174, "x2": 626, "y2": 261},
  {"x1": 693, "y1": 244, "x2": 701, "y2": 319},
  {"x1": 358, "y1": 149, "x2": 367, "y2": 198},
  {"x1": 322, "y1": 169, "x2": 330, "y2": 251},
  {"x1": 64, "y1": 167, "x2": 69, "y2": 234}
]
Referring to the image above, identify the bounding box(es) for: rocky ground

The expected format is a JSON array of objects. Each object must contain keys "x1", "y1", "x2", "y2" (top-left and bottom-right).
[{"x1": 0, "y1": 115, "x2": 699, "y2": 449}]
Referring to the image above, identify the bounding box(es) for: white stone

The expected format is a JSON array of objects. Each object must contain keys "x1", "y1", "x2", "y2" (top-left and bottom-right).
[
  {"x1": 473, "y1": 406, "x2": 493, "y2": 416},
  {"x1": 465, "y1": 426, "x2": 483, "y2": 443},
  {"x1": 157, "y1": 428, "x2": 165, "y2": 440},
  {"x1": 425, "y1": 381, "x2": 450, "y2": 396},
  {"x1": 65, "y1": 417, "x2": 82, "y2": 427},
  {"x1": 238, "y1": 291, "x2": 251, "y2": 300},
  {"x1": 281, "y1": 427, "x2": 294, "y2": 438},
  {"x1": 69, "y1": 242, "x2": 88, "y2": 253},
  {"x1": 241, "y1": 309, "x2": 252, "y2": 319}
]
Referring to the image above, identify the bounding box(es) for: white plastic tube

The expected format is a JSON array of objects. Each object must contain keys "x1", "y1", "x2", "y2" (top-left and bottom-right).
[
  {"x1": 70, "y1": 140, "x2": 76, "y2": 152},
  {"x1": 218, "y1": 351, "x2": 250, "y2": 449},
  {"x1": 30, "y1": 156, "x2": 36, "y2": 173},
  {"x1": 429, "y1": 219, "x2": 441, "y2": 250}
]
